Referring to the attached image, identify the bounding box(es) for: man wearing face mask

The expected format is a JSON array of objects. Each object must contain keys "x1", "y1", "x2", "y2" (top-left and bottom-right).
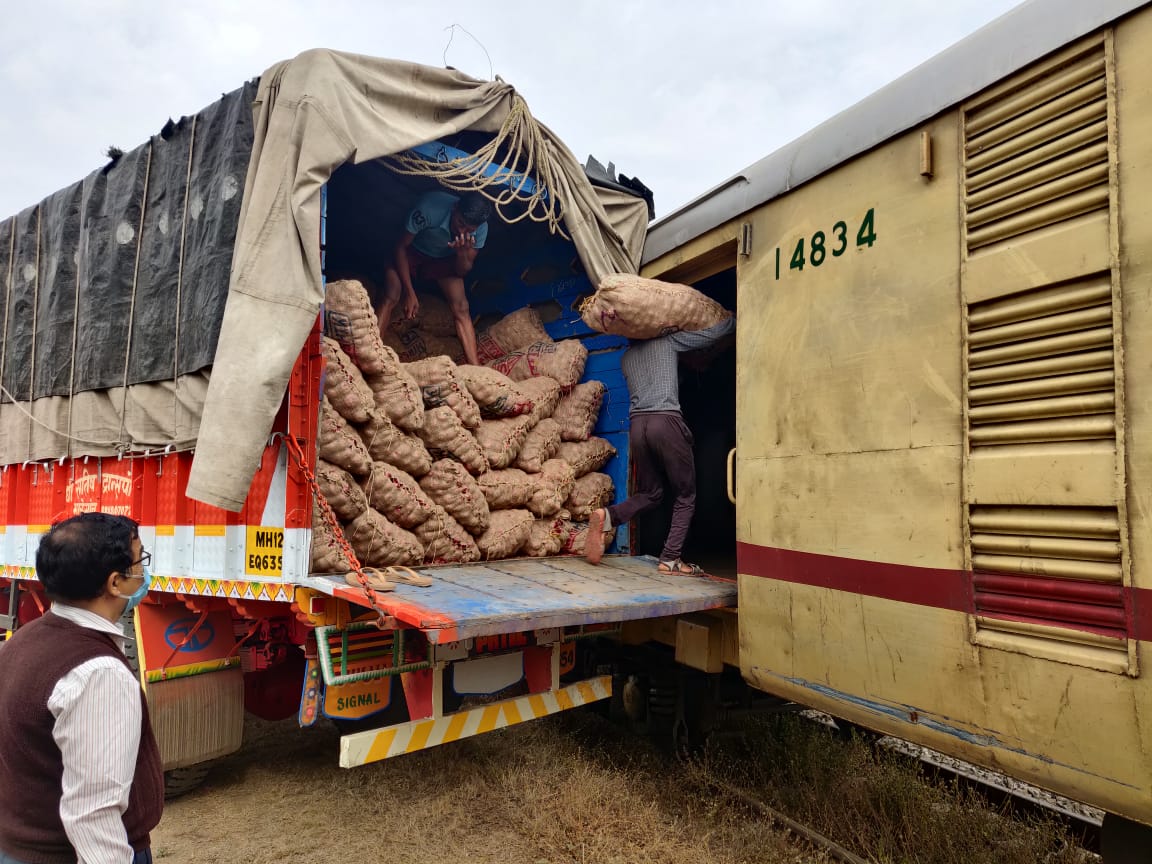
[{"x1": 0, "y1": 513, "x2": 163, "y2": 864}]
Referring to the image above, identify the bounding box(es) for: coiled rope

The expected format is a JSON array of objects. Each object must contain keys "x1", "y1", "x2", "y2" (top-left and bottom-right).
[{"x1": 386, "y1": 94, "x2": 569, "y2": 239}]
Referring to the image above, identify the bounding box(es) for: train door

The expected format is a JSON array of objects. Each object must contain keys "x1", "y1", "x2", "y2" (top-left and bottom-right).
[{"x1": 635, "y1": 253, "x2": 739, "y2": 576}]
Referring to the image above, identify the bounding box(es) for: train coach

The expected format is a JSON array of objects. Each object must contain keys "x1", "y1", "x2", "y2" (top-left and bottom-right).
[{"x1": 632, "y1": 0, "x2": 1152, "y2": 855}]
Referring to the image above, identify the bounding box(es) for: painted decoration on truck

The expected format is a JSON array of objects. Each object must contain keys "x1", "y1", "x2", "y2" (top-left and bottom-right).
[
  {"x1": 136, "y1": 603, "x2": 240, "y2": 684},
  {"x1": 149, "y1": 575, "x2": 294, "y2": 603}
]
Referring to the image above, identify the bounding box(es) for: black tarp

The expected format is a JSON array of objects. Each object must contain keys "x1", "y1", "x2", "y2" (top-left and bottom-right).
[{"x1": 0, "y1": 80, "x2": 257, "y2": 401}]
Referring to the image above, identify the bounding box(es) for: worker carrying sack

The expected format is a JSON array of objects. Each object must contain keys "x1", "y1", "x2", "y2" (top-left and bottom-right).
[{"x1": 580, "y1": 273, "x2": 728, "y2": 339}]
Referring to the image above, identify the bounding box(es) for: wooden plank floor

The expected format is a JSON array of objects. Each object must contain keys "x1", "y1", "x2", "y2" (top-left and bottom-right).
[{"x1": 307, "y1": 555, "x2": 737, "y2": 643}]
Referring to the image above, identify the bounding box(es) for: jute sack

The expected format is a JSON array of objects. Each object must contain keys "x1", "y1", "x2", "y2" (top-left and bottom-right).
[
  {"x1": 556, "y1": 437, "x2": 617, "y2": 477},
  {"x1": 523, "y1": 512, "x2": 568, "y2": 557},
  {"x1": 455, "y1": 365, "x2": 534, "y2": 418},
  {"x1": 316, "y1": 460, "x2": 369, "y2": 522},
  {"x1": 382, "y1": 328, "x2": 467, "y2": 364},
  {"x1": 361, "y1": 461, "x2": 437, "y2": 529},
  {"x1": 405, "y1": 356, "x2": 482, "y2": 429},
  {"x1": 476, "y1": 509, "x2": 534, "y2": 560},
  {"x1": 474, "y1": 416, "x2": 535, "y2": 470},
  {"x1": 415, "y1": 505, "x2": 481, "y2": 564},
  {"x1": 416, "y1": 407, "x2": 489, "y2": 475},
  {"x1": 553, "y1": 381, "x2": 607, "y2": 442},
  {"x1": 322, "y1": 337, "x2": 375, "y2": 424},
  {"x1": 319, "y1": 396, "x2": 372, "y2": 476},
  {"x1": 516, "y1": 376, "x2": 562, "y2": 425},
  {"x1": 565, "y1": 472, "x2": 615, "y2": 520},
  {"x1": 580, "y1": 273, "x2": 729, "y2": 339},
  {"x1": 514, "y1": 418, "x2": 561, "y2": 473},
  {"x1": 323, "y1": 279, "x2": 400, "y2": 376},
  {"x1": 476, "y1": 306, "x2": 551, "y2": 363},
  {"x1": 526, "y1": 459, "x2": 576, "y2": 518},
  {"x1": 363, "y1": 355, "x2": 425, "y2": 432},
  {"x1": 346, "y1": 508, "x2": 423, "y2": 567},
  {"x1": 486, "y1": 340, "x2": 588, "y2": 390},
  {"x1": 560, "y1": 519, "x2": 617, "y2": 556},
  {"x1": 356, "y1": 413, "x2": 433, "y2": 478},
  {"x1": 310, "y1": 509, "x2": 347, "y2": 573},
  {"x1": 477, "y1": 468, "x2": 534, "y2": 510},
  {"x1": 408, "y1": 292, "x2": 458, "y2": 337},
  {"x1": 418, "y1": 459, "x2": 491, "y2": 536}
]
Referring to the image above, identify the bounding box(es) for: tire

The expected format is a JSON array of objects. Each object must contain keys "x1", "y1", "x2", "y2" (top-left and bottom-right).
[{"x1": 163, "y1": 764, "x2": 211, "y2": 800}]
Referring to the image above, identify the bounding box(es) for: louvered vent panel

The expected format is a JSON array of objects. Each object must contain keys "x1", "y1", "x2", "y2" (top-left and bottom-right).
[
  {"x1": 971, "y1": 505, "x2": 1126, "y2": 652},
  {"x1": 967, "y1": 277, "x2": 1116, "y2": 447},
  {"x1": 964, "y1": 44, "x2": 1108, "y2": 251}
]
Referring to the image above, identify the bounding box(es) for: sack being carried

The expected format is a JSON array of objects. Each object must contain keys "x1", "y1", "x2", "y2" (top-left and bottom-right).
[{"x1": 580, "y1": 273, "x2": 729, "y2": 339}]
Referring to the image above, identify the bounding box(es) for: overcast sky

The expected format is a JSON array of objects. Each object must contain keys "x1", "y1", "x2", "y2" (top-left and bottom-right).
[{"x1": 0, "y1": 0, "x2": 1022, "y2": 221}]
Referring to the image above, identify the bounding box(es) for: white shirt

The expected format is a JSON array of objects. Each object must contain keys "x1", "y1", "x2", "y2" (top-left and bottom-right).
[{"x1": 48, "y1": 604, "x2": 143, "y2": 864}]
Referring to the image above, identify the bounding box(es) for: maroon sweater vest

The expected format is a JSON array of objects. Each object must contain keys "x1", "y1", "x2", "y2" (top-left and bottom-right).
[{"x1": 0, "y1": 611, "x2": 164, "y2": 864}]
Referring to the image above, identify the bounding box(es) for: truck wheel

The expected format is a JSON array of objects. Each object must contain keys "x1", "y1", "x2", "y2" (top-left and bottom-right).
[{"x1": 164, "y1": 764, "x2": 211, "y2": 799}]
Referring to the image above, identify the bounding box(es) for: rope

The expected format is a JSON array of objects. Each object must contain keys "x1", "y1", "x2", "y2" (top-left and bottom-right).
[
  {"x1": 26, "y1": 206, "x2": 41, "y2": 460},
  {"x1": 0, "y1": 382, "x2": 126, "y2": 449},
  {"x1": 66, "y1": 178, "x2": 85, "y2": 458},
  {"x1": 0, "y1": 219, "x2": 13, "y2": 442},
  {"x1": 173, "y1": 116, "x2": 197, "y2": 443},
  {"x1": 386, "y1": 94, "x2": 569, "y2": 239},
  {"x1": 117, "y1": 142, "x2": 153, "y2": 448}
]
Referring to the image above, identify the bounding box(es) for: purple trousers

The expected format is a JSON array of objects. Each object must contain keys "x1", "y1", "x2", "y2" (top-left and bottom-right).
[{"x1": 607, "y1": 412, "x2": 696, "y2": 561}]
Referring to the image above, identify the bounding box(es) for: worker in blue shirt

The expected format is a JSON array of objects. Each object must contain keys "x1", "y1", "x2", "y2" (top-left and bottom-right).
[{"x1": 377, "y1": 190, "x2": 492, "y2": 365}]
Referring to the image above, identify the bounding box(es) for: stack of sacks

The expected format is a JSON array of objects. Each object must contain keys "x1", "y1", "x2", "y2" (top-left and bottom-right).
[{"x1": 315, "y1": 285, "x2": 623, "y2": 570}]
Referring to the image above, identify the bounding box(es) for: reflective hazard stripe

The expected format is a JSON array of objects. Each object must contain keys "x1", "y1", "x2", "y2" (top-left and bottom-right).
[{"x1": 338, "y1": 675, "x2": 612, "y2": 768}]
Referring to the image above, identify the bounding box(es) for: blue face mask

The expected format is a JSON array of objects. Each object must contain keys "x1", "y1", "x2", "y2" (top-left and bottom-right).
[{"x1": 117, "y1": 565, "x2": 152, "y2": 613}]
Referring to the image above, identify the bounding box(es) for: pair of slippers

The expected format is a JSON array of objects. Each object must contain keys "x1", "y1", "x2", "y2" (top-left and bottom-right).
[{"x1": 344, "y1": 566, "x2": 432, "y2": 593}]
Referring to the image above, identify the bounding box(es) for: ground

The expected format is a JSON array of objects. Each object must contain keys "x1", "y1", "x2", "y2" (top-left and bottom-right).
[{"x1": 152, "y1": 712, "x2": 820, "y2": 864}]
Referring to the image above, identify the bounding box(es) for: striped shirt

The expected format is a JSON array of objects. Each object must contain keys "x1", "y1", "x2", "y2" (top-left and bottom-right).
[
  {"x1": 620, "y1": 316, "x2": 736, "y2": 415},
  {"x1": 47, "y1": 604, "x2": 143, "y2": 864}
]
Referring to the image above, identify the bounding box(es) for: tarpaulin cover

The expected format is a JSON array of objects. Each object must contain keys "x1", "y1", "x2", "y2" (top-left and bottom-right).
[
  {"x1": 187, "y1": 50, "x2": 646, "y2": 510},
  {"x1": 0, "y1": 50, "x2": 648, "y2": 511},
  {"x1": 0, "y1": 81, "x2": 255, "y2": 460}
]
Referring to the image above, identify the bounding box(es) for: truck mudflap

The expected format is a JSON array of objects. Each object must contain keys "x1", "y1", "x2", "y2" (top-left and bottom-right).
[{"x1": 299, "y1": 555, "x2": 738, "y2": 643}]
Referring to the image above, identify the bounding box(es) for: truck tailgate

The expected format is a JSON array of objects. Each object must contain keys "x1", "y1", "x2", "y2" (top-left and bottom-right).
[{"x1": 303, "y1": 556, "x2": 736, "y2": 643}]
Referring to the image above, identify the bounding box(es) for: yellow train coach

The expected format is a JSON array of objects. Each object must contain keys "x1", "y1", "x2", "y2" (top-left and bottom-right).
[{"x1": 639, "y1": 0, "x2": 1152, "y2": 849}]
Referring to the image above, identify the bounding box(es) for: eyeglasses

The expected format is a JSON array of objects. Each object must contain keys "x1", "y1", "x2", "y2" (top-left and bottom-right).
[{"x1": 131, "y1": 551, "x2": 152, "y2": 569}]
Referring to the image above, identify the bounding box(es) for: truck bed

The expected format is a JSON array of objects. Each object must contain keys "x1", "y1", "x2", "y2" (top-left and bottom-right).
[{"x1": 303, "y1": 555, "x2": 737, "y2": 643}]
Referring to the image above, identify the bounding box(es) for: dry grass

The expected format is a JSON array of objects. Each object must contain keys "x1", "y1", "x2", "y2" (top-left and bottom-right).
[
  {"x1": 692, "y1": 714, "x2": 1091, "y2": 864},
  {"x1": 153, "y1": 708, "x2": 1091, "y2": 864},
  {"x1": 152, "y1": 712, "x2": 819, "y2": 864}
]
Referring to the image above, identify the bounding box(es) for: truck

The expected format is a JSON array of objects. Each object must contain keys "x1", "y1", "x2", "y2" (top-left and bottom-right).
[{"x1": 0, "y1": 49, "x2": 738, "y2": 793}]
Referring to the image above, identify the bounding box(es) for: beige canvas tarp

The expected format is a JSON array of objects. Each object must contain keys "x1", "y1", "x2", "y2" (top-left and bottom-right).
[
  {"x1": 0, "y1": 49, "x2": 648, "y2": 505},
  {"x1": 187, "y1": 50, "x2": 647, "y2": 510}
]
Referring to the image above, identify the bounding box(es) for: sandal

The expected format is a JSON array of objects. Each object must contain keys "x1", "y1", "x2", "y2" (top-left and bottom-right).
[
  {"x1": 584, "y1": 508, "x2": 607, "y2": 565},
  {"x1": 345, "y1": 569, "x2": 396, "y2": 593},
  {"x1": 658, "y1": 559, "x2": 705, "y2": 577},
  {"x1": 380, "y1": 565, "x2": 433, "y2": 588}
]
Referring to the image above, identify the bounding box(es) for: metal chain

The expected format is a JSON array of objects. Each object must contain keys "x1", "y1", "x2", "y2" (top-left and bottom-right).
[{"x1": 283, "y1": 435, "x2": 392, "y2": 629}]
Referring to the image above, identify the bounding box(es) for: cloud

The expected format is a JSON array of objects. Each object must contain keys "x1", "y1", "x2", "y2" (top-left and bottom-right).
[{"x1": 0, "y1": 0, "x2": 1020, "y2": 218}]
